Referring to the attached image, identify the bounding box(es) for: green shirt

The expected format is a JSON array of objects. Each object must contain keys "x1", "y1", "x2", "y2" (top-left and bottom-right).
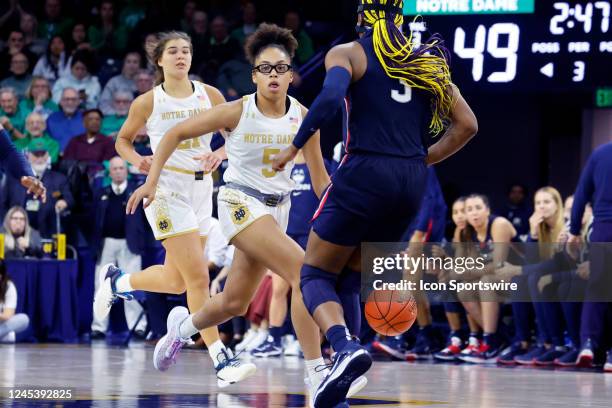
[
  {"x1": 18, "y1": 99, "x2": 59, "y2": 118},
  {"x1": 88, "y1": 25, "x2": 129, "y2": 54},
  {"x1": 0, "y1": 107, "x2": 28, "y2": 135},
  {"x1": 101, "y1": 114, "x2": 127, "y2": 137},
  {"x1": 14, "y1": 133, "x2": 61, "y2": 164}
]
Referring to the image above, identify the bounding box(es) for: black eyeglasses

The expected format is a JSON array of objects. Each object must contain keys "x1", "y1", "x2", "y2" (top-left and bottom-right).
[{"x1": 253, "y1": 63, "x2": 292, "y2": 75}]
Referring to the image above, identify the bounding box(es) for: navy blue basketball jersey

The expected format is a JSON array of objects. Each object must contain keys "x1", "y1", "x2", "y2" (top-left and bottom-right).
[{"x1": 346, "y1": 31, "x2": 432, "y2": 159}]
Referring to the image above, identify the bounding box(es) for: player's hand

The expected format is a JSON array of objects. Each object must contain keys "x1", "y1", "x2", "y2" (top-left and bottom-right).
[
  {"x1": 193, "y1": 152, "x2": 222, "y2": 173},
  {"x1": 126, "y1": 182, "x2": 156, "y2": 214},
  {"x1": 271, "y1": 145, "x2": 298, "y2": 171},
  {"x1": 138, "y1": 156, "x2": 153, "y2": 174},
  {"x1": 20, "y1": 176, "x2": 46, "y2": 203},
  {"x1": 210, "y1": 278, "x2": 222, "y2": 296}
]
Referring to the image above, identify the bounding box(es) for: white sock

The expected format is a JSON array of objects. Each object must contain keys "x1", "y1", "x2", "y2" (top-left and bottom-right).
[
  {"x1": 115, "y1": 274, "x2": 134, "y2": 293},
  {"x1": 305, "y1": 357, "x2": 326, "y2": 387},
  {"x1": 178, "y1": 314, "x2": 199, "y2": 339},
  {"x1": 208, "y1": 339, "x2": 227, "y2": 367}
]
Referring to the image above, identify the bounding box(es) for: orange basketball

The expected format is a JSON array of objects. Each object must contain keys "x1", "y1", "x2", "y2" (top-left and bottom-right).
[{"x1": 364, "y1": 290, "x2": 417, "y2": 336}]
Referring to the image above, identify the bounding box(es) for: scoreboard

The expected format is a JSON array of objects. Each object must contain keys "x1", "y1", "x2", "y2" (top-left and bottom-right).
[{"x1": 405, "y1": 0, "x2": 612, "y2": 91}]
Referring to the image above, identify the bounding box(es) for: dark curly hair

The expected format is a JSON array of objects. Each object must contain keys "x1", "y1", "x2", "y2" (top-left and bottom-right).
[{"x1": 244, "y1": 23, "x2": 298, "y2": 64}]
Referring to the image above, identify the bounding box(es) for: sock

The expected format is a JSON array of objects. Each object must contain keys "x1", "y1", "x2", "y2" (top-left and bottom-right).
[
  {"x1": 208, "y1": 339, "x2": 227, "y2": 367},
  {"x1": 178, "y1": 314, "x2": 199, "y2": 339},
  {"x1": 449, "y1": 330, "x2": 462, "y2": 340},
  {"x1": 305, "y1": 357, "x2": 326, "y2": 387},
  {"x1": 270, "y1": 326, "x2": 282, "y2": 347},
  {"x1": 337, "y1": 267, "x2": 362, "y2": 336},
  {"x1": 327, "y1": 325, "x2": 351, "y2": 353},
  {"x1": 483, "y1": 332, "x2": 499, "y2": 347},
  {"x1": 300, "y1": 264, "x2": 341, "y2": 315},
  {"x1": 115, "y1": 274, "x2": 134, "y2": 293},
  {"x1": 470, "y1": 332, "x2": 481, "y2": 340}
]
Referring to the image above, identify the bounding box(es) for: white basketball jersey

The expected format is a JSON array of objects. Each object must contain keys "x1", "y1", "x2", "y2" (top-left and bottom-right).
[
  {"x1": 224, "y1": 93, "x2": 303, "y2": 194},
  {"x1": 146, "y1": 81, "x2": 213, "y2": 172}
]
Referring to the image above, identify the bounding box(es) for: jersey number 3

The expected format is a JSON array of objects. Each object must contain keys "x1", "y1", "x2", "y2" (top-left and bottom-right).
[{"x1": 391, "y1": 80, "x2": 412, "y2": 103}]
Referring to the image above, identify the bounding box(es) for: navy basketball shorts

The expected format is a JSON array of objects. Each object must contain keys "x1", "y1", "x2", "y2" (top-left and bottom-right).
[{"x1": 312, "y1": 153, "x2": 427, "y2": 246}]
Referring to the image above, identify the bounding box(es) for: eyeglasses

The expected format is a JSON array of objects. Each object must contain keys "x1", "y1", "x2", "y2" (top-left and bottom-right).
[
  {"x1": 253, "y1": 63, "x2": 292, "y2": 75},
  {"x1": 10, "y1": 216, "x2": 26, "y2": 221}
]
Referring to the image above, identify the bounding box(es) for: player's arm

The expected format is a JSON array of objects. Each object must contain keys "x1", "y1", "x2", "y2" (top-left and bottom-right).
[
  {"x1": 196, "y1": 84, "x2": 229, "y2": 171},
  {"x1": 126, "y1": 101, "x2": 243, "y2": 214},
  {"x1": 272, "y1": 45, "x2": 353, "y2": 170},
  {"x1": 299, "y1": 105, "x2": 331, "y2": 198},
  {"x1": 426, "y1": 84, "x2": 478, "y2": 165},
  {"x1": 116, "y1": 92, "x2": 153, "y2": 172}
]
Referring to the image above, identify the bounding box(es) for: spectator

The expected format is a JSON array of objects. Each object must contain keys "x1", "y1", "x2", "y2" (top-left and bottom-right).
[
  {"x1": 101, "y1": 90, "x2": 132, "y2": 138},
  {"x1": 1, "y1": 206, "x2": 43, "y2": 259},
  {"x1": 88, "y1": 0, "x2": 129, "y2": 58},
  {"x1": 230, "y1": 2, "x2": 258, "y2": 46},
  {"x1": 180, "y1": 0, "x2": 198, "y2": 32},
  {"x1": 38, "y1": 0, "x2": 74, "y2": 41},
  {"x1": 284, "y1": 11, "x2": 314, "y2": 66},
  {"x1": 46, "y1": 87, "x2": 85, "y2": 152},
  {"x1": 216, "y1": 54, "x2": 256, "y2": 100},
  {"x1": 118, "y1": 0, "x2": 146, "y2": 31},
  {"x1": 134, "y1": 69, "x2": 154, "y2": 96},
  {"x1": 205, "y1": 16, "x2": 241, "y2": 80},
  {"x1": 500, "y1": 183, "x2": 532, "y2": 237},
  {"x1": 52, "y1": 50, "x2": 101, "y2": 110},
  {"x1": 90, "y1": 157, "x2": 146, "y2": 339},
  {"x1": 0, "y1": 31, "x2": 36, "y2": 79},
  {"x1": 3, "y1": 141, "x2": 73, "y2": 238},
  {"x1": 0, "y1": 260, "x2": 30, "y2": 343},
  {"x1": 18, "y1": 76, "x2": 58, "y2": 120},
  {"x1": 99, "y1": 52, "x2": 141, "y2": 115},
  {"x1": 15, "y1": 113, "x2": 60, "y2": 163},
  {"x1": 0, "y1": 88, "x2": 26, "y2": 139},
  {"x1": 189, "y1": 11, "x2": 209, "y2": 70},
  {"x1": 20, "y1": 13, "x2": 46, "y2": 57},
  {"x1": 0, "y1": 53, "x2": 33, "y2": 100},
  {"x1": 32, "y1": 35, "x2": 71, "y2": 85},
  {"x1": 63, "y1": 109, "x2": 116, "y2": 174},
  {"x1": 66, "y1": 22, "x2": 93, "y2": 55}
]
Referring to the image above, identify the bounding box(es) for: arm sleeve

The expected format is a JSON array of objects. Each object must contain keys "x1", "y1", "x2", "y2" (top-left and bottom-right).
[
  {"x1": 0, "y1": 128, "x2": 33, "y2": 178},
  {"x1": 570, "y1": 153, "x2": 595, "y2": 235},
  {"x1": 292, "y1": 66, "x2": 351, "y2": 149}
]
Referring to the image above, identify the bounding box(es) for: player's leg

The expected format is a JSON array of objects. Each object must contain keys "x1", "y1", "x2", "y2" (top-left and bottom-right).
[
  {"x1": 116, "y1": 241, "x2": 146, "y2": 335},
  {"x1": 252, "y1": 273, "x2": 289, "y2": 357}
]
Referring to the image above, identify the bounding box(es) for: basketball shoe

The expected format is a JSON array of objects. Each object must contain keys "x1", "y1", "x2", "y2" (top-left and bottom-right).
[{"x1": 93, "y1": 264, "x2": 133, "y2": 321}]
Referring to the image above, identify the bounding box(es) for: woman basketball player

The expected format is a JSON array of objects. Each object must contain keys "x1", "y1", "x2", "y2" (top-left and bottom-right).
[
  {"x1": 272, "y1": 1, "x2": 478, "y2": 406},
  {"x1": 126, "y1": 25, "x2": 366, "y2": 406},
  {"x1": 92, "y1": 31, "x2": 255, "y2": 386}
]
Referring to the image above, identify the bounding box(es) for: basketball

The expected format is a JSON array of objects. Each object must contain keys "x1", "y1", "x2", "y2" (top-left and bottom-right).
[{"x1": 365, "y1": 290, "x2": 418, "y2": 336}]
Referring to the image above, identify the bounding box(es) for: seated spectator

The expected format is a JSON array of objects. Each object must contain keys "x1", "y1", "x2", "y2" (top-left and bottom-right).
[
  {"x1": 52, "y1": 50, "x2": 101, "y2": 110},
  {"x1": 0, "y1": 53, "x2": 33, "y2": 100},
  {"x1": 63, "y1": 109, "x2": 116, "y2": 177},
  {"x1": 90, "y1": 157, "x2": 146, "y2": 339},
  {"x1": 189, "y1": 10, "x2": 210, "y2": 70},
  {"x1": 33, "y1": 35, "x2": 71, "y2": 85},
  {"x1": 66, "y1": 22, "x2": 93, "y2": 55},
  {"x1": 0, "y1": 261, "x2": 30, "y2": 343},
  {"x1": 99, "y1": 52, "x2": 141, "y2": 115},
  {"x1": 1, "y1": 206, "x2": 43, "y2": 259},
  {"x1": 2, "y1": 143, "x2": 73, "y2": 238},
  {"x1": 38, "y1": 0, "x2": 74, "y2": 41},
  {"x1": 500, "y1": 183, "x2": 532, "y2": 238},
  {"x1": 180, "y1": 0, "x2": 198, "y2": 32},
  {"x1": 0, "y1": 30, "x2": 37, "y2": 79},
  {"x1": 216, "y1": 54, "x2": 256, "y2": 100},
  {"x1": 20, "y1": 13, "x2": 47, "y2": 57},
  {"x1": 204, "y1": 16, "x2": 241, "y2": 81},
  {"x1": 134, "y1": 69, "x2": 154, "y2": 96},
  {"x1": 101, "y1": 91, "x2": 132, "y2": 138},
  {"x1": 88, "y1": 0, "x2": 129, "y2": 58},
  {"x1": 284, "y1": 11, "x2": 314, "y2": 66},
  {"x1": 15, "y1": 113, "x2": 60, "y2": 164},
  {"x1": 18, "y1": 76, "x2": 58, "y2": 120},
  {"x1": 230, "y1": 2, "x2": 258, "y2": 46},
  {"x1": 0, "y1": 88, "x2": 27, "y2": 140},
  {"x1": 46, "y1": 87, "x2": 85, "y2": 152},
  {"x1": 118, "y1": 0, "x2": 146, "y2": 32}
]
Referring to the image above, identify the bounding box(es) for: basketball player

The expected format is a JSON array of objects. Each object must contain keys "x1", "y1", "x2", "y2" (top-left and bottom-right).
[
  {"x1": 272, "y1": 1, "x2": 478, "y2": 405},
  {"x1": 126, "y1": 25, "x2": 366, "y2": 405},
  {"x1": 0, "y1": 123, "x2": 46, "y2": 200},
  {"x1": 92, "y1": 31, "x2": 255, "y2": 386}
]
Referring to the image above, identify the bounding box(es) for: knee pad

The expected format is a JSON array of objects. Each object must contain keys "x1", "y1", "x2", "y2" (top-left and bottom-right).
[{"x1": 300, "y1": 264, "x2": 341, "y2": 315}]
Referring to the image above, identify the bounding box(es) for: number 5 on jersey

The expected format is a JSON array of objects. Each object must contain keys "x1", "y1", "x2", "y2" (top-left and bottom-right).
[
  {"x1": 391, "y1": 79, "x2": 412, "y2": 103},
  {"x1": 262, "y1": 147, "x2": 281, "y2": 177}
]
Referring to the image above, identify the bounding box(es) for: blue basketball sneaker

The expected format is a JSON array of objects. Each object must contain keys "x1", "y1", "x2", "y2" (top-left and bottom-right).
[
  {"x1": 251, "y1": 336, "x2": 282, "y2": 358},
  {"x1": 313, "y1": 342, "x2": 372, "y2": 408},
  {"x1": 497, "y1": 342, "x2": 527, "y2": 365},
  {"x1": 514, "y1": 344, "x2": 547, "y2": 365},
  {"x1": 372, "y1": 335, "x2": 406, "y2": 360},
  {"x1": 576, "y1": 339, "x2": 595, "y2": 368},
  {"x1": 535, "y1": 346, "x2": 568, "y2": 366},
  {"x1": 93, "y1": 264, "x2": 133, "y2": 321},
  {"x1": 554, "y1": 347, "x2": 579, "y2": 367}
]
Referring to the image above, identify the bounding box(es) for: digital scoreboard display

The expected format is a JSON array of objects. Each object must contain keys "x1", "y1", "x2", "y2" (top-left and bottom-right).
[{"x1": 405, "y1": 0, "x2": 611, "y2": 91}]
